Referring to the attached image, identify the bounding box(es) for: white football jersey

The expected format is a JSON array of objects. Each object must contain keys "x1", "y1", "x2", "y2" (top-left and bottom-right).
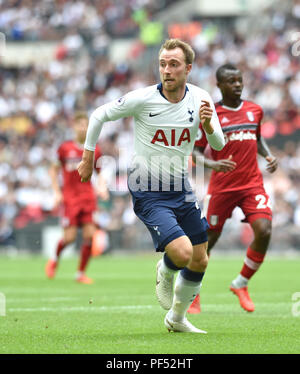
[{"x1": 85, "y1": 83, "x2": 223, "y2": 187}]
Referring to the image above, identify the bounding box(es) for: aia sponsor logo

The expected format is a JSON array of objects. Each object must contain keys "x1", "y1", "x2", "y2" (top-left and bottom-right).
[{"x1": 151, "y1": 128, "x2": 191, "y2": 146}]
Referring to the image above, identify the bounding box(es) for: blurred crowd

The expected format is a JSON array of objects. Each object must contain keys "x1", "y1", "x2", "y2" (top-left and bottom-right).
[
  {"x1": 0, "y1": 0, "x2": 177, "y2": 40},
  {"x1": 0, "y1": 0, "x2": 300, "y2": 251}
]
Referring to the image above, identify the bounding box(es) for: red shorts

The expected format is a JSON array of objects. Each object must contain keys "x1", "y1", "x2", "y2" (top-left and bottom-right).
[
  {"x1": 203, "y1": 186, "x2": 272, "y2": 232},
  {"x1": 61, "y1": 200, "x2": 96, "y2": 228}
]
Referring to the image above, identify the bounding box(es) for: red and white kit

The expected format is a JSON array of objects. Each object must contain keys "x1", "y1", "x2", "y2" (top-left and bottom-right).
[
  {"x1": 195, "y1": 100, "x2": 272, "y2": 231},
  {"x1": 56, "y1": 140, "x2": 102, "y2": 227}
]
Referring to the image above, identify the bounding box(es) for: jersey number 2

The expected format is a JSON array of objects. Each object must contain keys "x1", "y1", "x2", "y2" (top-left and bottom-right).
[{"x1": 255, "y1": 194, "x2": 272, "y2": 209}]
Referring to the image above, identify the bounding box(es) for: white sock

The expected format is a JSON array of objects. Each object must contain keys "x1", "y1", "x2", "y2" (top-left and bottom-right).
[
  {"x1": 76, "y1": 271, "x2": 84, "y2": 279},
  {"x1": 169, "y1": 272, "x2": 201, "y2": 322},
  {"x1": 159, "y1": 256, "x2": 178, "y2": 279},
  {"x1": 52, "y1": 254, "x2": 58, "y2": 262},
  {"x1": 232, "y1": 274, "x2": 248, "y2": 288}
]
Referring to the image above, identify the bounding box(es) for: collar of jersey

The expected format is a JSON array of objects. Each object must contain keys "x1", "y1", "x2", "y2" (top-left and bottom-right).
[
  {"x1": 157, "y1": 82, "x2": 189, "y2": 102},
  {"x1": 220, "y1": 100, "x2": 244, "y2": 111}
]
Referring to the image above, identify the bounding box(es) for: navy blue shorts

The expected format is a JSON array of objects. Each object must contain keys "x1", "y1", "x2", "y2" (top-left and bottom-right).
[{"x1": 129, "y1": 188, "x2": 209, "y2": 252}]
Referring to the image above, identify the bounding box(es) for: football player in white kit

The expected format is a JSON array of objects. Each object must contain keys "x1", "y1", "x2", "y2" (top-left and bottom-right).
[{"x1": 78, "y1": 39, "x2": 225, "y2": 333}]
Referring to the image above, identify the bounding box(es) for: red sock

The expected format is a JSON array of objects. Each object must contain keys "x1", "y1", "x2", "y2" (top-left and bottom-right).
[
  {"x1": 56, "y1": 239, "x2": 66, "y2": 259},
  {"x1": 78, "y1": 240, "x2": 92, "y2": 272},
  {"x1": 240, "y1": 247, "x2": 266, "y2": 280}
]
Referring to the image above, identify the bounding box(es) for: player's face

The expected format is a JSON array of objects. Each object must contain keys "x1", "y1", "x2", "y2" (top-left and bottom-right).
[
  {"x1": 218, "y1": 70, "x2": 243, "y2": 100},
  {"x1": 159, "y1": 48, "x2": 191, "y2": 93},
  {"x1": 74, "y1": 118, "x2": 88, "y2": 143}
]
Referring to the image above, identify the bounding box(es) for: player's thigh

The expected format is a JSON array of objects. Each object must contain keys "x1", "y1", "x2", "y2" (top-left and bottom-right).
[
  {"x1": 79, "y1": 201, "x2": 97, "y2": 227},
  {"x1": 134, "y1": 202, "x2": 186, "y2": 252},
  {"x1": 82, "y1": 222, "x2": 97, "y2": 241},
  {"x1": 239, "y1": 187, "x2": 272, "y2": 224},
  {"x1": 178, "y1": 200, "x2": 209, "y2": 247},
  {"x1": 63, "y1": 225, "x2": 78, "y2": 243},
  {"x1": 61, "y1": 202, "x2": 80, "y2": 228},
  {"x1": 204, "y1": 193, "x2": 237, "y2": 232}
]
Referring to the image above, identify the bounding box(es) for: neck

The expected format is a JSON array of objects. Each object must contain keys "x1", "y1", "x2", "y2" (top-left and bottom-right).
[
  {"x1": 162, "y1": 86, "x2": 186, "y2": 103},
  {"x1": 222, "y1": 97, "x2": 242, "y2": 108},
  {"x1": 76, "y1": 138, "x2": 85, "y2": 146}
]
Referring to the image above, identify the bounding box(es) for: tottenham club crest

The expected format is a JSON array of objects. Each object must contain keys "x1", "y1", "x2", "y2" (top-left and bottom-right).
[{"x1": 188, "y1": 109, "x2": 194, "y2": 122}]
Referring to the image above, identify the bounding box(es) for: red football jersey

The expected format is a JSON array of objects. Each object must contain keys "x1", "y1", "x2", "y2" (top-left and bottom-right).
[
  {"x1": 57, "y1": 140, "x2": 102, "y2": 204},
  {"x1": 195, "y1": 100, "x2": 264, "y2": 193}
]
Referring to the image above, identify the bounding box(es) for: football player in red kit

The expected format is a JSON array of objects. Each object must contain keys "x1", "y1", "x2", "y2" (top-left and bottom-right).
[
  {"x1": 188, "y1": 64, "x2": 278, "y2": 313},
  {"x1": 45, "y1": 112, "x2": 108, "y2": 284}
]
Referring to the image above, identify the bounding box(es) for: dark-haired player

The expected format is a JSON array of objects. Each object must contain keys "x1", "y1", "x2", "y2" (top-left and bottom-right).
[
  {"x1": 188, "y1": 64, "x2": 278, "y2": 313},
  {"x1": 45, "y1": 112, "x2": 108, "y2": 284}
]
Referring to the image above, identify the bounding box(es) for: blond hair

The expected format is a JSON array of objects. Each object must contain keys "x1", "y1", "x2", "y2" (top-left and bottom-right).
[
  {"x1": 159, "y1": 39, "x2": 195, "y2": 65},
  {"x1": 73, "y1": 111, "x2": 88, "y2": 122}
]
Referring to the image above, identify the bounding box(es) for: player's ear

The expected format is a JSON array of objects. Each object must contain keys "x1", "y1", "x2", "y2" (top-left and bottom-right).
[{"x1": 186, "y1": 64, "x2": 192, "y2": 74}]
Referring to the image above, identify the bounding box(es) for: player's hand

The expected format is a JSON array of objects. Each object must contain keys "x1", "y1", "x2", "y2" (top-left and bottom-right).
[
  {"x1": 97, "y1": 188, "x2": 110, "y2": 201},
  {"x1": 212, "y1": 155, "x2": 237, "y2": 173},
  {"x1": 77, "y1": 160, "x2": 93, "y2": 182},
  {"x1": 265, "y1": 155, "x2": 278, "y2": 173},
  {"x1": 200, "y1": 100, "x2": 214, "y2": 133},
  {"x1": 78, "y1": 149, "x2": 95, "y2": 182}
]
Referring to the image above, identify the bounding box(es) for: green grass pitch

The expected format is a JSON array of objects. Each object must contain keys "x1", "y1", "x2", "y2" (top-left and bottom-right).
[{"x1": 0, "y1": 252, "x2": 299, "y2": 354}]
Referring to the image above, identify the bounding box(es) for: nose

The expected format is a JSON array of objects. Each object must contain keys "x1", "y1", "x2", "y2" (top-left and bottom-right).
[{"x1": 163, "y1": 64, "x2": 171, "y2": 74}]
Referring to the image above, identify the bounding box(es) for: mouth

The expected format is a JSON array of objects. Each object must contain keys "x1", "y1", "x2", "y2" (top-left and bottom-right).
[{"x1": 233, "y1": 90, "x2": 242, "y2": 95}]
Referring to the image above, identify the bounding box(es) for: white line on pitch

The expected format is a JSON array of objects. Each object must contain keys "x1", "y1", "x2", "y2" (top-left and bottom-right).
[{"x1": 8, "y1": 305, "x2": 158, "y2": 312}]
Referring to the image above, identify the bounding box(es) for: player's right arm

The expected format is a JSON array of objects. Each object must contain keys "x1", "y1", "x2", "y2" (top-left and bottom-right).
[
  {"x1": 49, "y1": 162, "x2": 63, "y2": 208},
  {"x1": 193, "y1": 146, "x2": 236, "y2": 172},
  {"x1": 78, "y1": 89, "x2": 144, "y2": 182}
]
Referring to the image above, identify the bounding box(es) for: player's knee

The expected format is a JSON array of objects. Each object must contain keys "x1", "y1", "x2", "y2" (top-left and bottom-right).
[
  {"x1": 165, "y1": 236, "x2": 193, "y2": 267},
  {"x1": 180, "y1": 246, "x2": 194, "y2": 266},
  {"x1": 255, "y1": 220, "x2": 272, "y2": 241},
  {"x1": 82, "y1": 233, "x2": 93, "y2": 242},
  {"x1": 171, "y1": 245, "x2": 193, "y2": 268},
  {"x1": 63, "y1": 233, "x2": 77, "y2": 245},
  {"x1": 207, "y1": 230, "x2": 221, "y2": 250},
  {"x1": 64, "y1": 238, "x2": 75, "y2": 246},
  {"x1": 190, "y1": 251, "x2": 208, "y2": 272}
]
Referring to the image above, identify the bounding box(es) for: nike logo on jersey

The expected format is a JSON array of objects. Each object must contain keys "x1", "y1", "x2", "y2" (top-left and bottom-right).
[{"x1": 149, "y1": 112, "x2": 161, "y2": 117}]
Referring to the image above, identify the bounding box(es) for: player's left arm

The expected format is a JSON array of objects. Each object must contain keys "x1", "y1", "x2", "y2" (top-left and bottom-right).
[
  {"x1": 96, "y1": 172, "x2": 110, "y2": 201},
  {"x1": 256, "y1": 107, "x2": 278, "y2": 173},
  {"x1": 199, "y1": 98, "x2": 225, "y2": 151},
  {"x1": 93, "y1": 146, "x2": 110, "y2": 201},
  {"x1": 257, "y1": 135, "x2": 278, "y2": 173}
]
